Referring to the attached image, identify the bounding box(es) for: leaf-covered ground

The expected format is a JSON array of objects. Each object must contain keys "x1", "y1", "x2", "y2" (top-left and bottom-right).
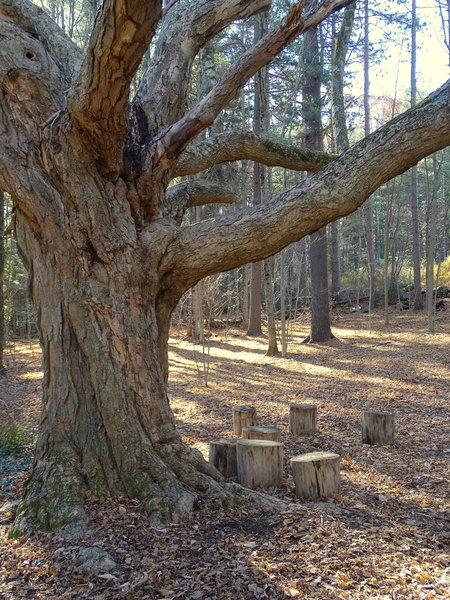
[{"x1": 0, "y1": 307, "x2": 449, "y2": 599}]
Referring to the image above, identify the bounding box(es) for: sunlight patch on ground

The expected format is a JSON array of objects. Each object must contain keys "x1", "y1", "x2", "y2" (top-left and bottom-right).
[{"x1": 18, "y1": 370, "x2": 43, "y2": 381}]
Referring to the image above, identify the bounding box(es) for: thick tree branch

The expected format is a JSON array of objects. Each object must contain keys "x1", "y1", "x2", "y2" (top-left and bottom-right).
[
  {"x1": 0, "y1": 0, "x2": 82, "y2": 80},
  {"x1": 174, "y1": 131, "x2": 337, "y2": 177},
  {"x1": 68, "y1": 0, "x2": 162, "y2": 178},
  {"x1": 147, "y1": 0, "x2": 353, "y2": 171},
  {"x1": 133, "y1": 0, "x2": 270, "y2": 141},
  {"x1": 159, "y1": 80, "x2": 450, "y2": 291},
  {"x1": 165, "y1": 181, "x2": 235, "y2": 225}
]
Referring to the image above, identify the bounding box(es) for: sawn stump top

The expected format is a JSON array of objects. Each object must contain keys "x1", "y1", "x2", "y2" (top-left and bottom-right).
[
  {"x1": 236, "y1": 439, "x2": 282, "y2": 447},
  {"x1": 290, "y1": 451, "x2": 340, "y2": 462}
]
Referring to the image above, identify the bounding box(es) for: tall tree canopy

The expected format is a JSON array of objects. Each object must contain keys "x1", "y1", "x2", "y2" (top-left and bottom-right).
[{"x1": 0, "y1": 0, "x2": 449, "y2": 537}]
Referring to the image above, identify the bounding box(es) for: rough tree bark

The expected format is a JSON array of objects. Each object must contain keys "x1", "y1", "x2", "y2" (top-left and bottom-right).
[
  {"x1": 0, "y1": 0, "x2": 449, "y2": 537},
  {"x1": 302, "y1": 1, "x2": 333, "y2": 343}
]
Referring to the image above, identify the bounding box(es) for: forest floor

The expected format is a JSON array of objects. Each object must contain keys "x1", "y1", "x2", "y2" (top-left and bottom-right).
[{"x1": 0, "y1": 305, "x2": 449, "y2": 600}]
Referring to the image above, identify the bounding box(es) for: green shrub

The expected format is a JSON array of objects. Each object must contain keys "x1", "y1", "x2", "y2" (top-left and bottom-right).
[{"x1": 0, "y1": 422, "x2": 34, "y2": 456}]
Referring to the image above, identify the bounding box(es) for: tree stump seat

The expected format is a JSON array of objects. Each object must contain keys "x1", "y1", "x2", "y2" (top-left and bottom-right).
[
  {"x1": 209, "y1": 438, "x2": 238, "y2": 478},
  {"x1": 233, "y1": 405, "x2": 256, "y2": 436},
  {"x1": 289, "y1": 403, "x2": 317, "y2": 435},
  {"x1": 361, "y1": 411, "x2": 395, "y2": 445},
  {"x1": 290, "y1": 451, "x2": 340, "y2": 499},
  {"x1": 236, "y1": 439, "x2": 283, "y2": 489}
]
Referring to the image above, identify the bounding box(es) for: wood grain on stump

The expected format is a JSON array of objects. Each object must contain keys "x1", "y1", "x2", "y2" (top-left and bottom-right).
[
  {"x1": 236, "y1": 439, "x2": 283, "y2": 489},
  {"x1": 290, "y1": 451, "x2": 340, "y2": 499},
  {"x1": 289, "y1": 403, "x2": 317, "y2": 435},
  {"x1": 233, "y1": 405, "x2": 256, "y2": 436},
  {"x1": 362, "y1": 411, "x2": 395, "y2": 445},
  {"x1": 241, "y1": 426, "x2": 282, "y2": 442},
  {"x1": 209, "y1": 438, "x2": 238, "y2": 478}
]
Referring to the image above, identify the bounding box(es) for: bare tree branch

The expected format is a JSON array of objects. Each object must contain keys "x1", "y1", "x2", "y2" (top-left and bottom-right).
[
  {"x1": 174, "y1": 130, "x2": 337, "y2": 177},
  {"x1": 133, "y1": 0, "x2": 270, "y2": 141},
  {"x1": 158, "y1": 79, "x2": 450, "y2": 291},
  {"x1": 68, "y1": 0, "x2": 162, "y2": 178},
  {"x1": 165, "y1": 180, "x2": 235, "y2": 224},
  {"x1": 0, "y1": 0, "x2": 82, "y2": 80},
  {"x1": 146, "y1": 0, "x2": 353, "y2": 172}
]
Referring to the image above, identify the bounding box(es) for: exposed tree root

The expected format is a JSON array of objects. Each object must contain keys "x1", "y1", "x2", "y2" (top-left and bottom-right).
[{"x1": 11, "y1": 443, "x2": 287, "y2": 539}]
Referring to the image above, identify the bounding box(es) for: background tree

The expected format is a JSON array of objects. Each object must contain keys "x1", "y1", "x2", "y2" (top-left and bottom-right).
[
  {"x1": 247, "y1": 13, "x2": 267, "y2": 338},
  {"x1": 302, "y1": 2, "x2": 333, "y2": 343},
  {"x1": 363, "y1": 0, "x2": 376, "y2": 310},
  {"x1": 425, "y1": 154, "x2": 441, "y2": 332},
  {"x1": 330, "y1": 2, "x2": 356, "y2": 299},
  {"x1": 410, "y1": 0, "x2": 423, "y2": 309}
]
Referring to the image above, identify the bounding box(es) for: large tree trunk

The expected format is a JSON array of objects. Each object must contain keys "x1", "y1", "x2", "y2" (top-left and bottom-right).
[
  {"x1": 15, "y1": 261, "x2": 219, "y2": 536},
  {"x1": 13, "y1": 203, "x2": 220, "y2": 536}
]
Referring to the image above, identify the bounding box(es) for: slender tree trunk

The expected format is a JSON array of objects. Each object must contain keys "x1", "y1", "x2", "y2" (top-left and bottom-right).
[
  {"x1": 264, "y1": 258, "x2": 279, "y2": 356},
  {"x1": 242, "y1": 264, "x2": 250, "y2": 331},
  {"x1": 280, "y1": 250, "x2": 288, "y2": 356},
  {"x1": 247, "y1": 261, "x2": 262, "y2": 335},
  {"x1": 384, "y1": 206, "x2": 390, "y2": 325},
  {"x1": 303, "y1": 9, "x2": 333, "y2": 343},
  {"x1": 329, "y1": 221, "x2": 341, "y2": 297},
  {"x1": 192, "y1": 209, "x2": 205, "y2": 342},
  {"x1": 298, "y1": 239, "x2": 308, "y2": 300},
  {"x1": 307, "y1": 228, "x2": 333, "y2": 342},
  {"x1": 255, "y1": 13, "x2": 278, "y2": 354},
  {"x1": 192, "y1": 280, "x2": 205, "y2": 342},
  {"x1": 426, "y1": 154, "x2": 440, "y2": 333},
  {"x1": 363, "y1": 0, "x2": 376, "y2": 310},
  {"x1": 383, "y1": 182, "x2": 395, "y2": 325},
  {"x1": 247, "y1": 13, "x2": 268, "y2": 338},
  {"x1": 442, "y1": 156, "x2": 449, "y2": 260},
  {"x1": 264, "y1": 255, "x2": 279, "y2": 354},
  {"x1": 330, "y1": 3, "x2": 355, "y2": 300},
  {"x1": 410, "y1": 0, "x2": 423, "y2": 310}
]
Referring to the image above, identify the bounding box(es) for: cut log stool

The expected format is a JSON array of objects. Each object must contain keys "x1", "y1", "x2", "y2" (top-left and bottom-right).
[
  {"x1": 236, "y1": 439, "x2": 283, "y2": 489},
  {"x1": 290, "y1": 451, "x2": 341, "y2": 499},
  {"x1": 233, "y1": 405, "x2": 256, "y2": 436},
  {"x1": 289, "y1": 403, "x2": 317, "y2": 435},
  {"x1": 242, "y1": 426, "x2": 282, "y2": 442},
  {"x1": 362, "y1": 411, "x2": 395, "y2": 445},
  {"x1": 209, "y1": 438, "x2": 238, "y2": 478}
]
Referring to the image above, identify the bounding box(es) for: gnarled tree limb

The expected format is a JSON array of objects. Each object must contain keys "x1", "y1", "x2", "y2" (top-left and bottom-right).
[
  {"x1": 146, "y1": 0, "x2": 353, "y2": 172},
  {"x1": 133, "y1": 0, "x2": 270, "y2": 141},
  {"x1": 174, "y1": 130, "x2": 337, "y2": 177},
  {"x1": 68, "y1": 0, "x2": 162, "y2": 178},
  {"x1": 159, "y1": 79, "x2": 450, "y2": 290},
  {"x1": 165, "y1": 180, "x2": 235, "y2": 225}
]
